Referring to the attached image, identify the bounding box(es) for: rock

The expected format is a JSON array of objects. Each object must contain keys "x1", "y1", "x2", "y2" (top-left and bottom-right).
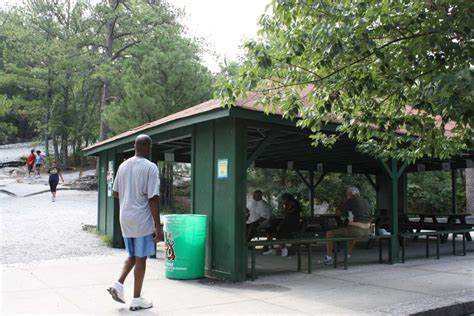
[{"x1": 65, "y1": 174, "x2": 98, "y2": 191}]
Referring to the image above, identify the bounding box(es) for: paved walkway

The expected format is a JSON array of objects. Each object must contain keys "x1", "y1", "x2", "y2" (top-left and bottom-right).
[
  {"x1": 1, "y1": 183, "x2": 473, "y2": 315},
  {"x1": 1, "y1": 248, "x2": 473, "y2": 315}
]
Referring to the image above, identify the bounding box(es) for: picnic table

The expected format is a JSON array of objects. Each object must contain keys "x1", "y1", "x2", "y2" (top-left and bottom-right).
[
  {"x1": 400, "y1": 213, "x2": 472, "y2": 242},
  {"x1": 305, "y1": 214, "x2": 344, "y2": 233}
]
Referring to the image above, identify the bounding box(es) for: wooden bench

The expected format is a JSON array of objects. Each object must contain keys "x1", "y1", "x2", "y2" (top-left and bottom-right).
[
  {"x1": 400, "y1": 228, "x2": 474, "y2": 263},
  {"x1": 247, "y1": 235, "x2": 392, "y2": 281}
]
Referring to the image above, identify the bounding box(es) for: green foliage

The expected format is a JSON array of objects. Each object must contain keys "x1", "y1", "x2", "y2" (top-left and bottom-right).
[
  {"x1": 216, "y1": 0, "x2": 473, "y2": 162},
  {"x1": 248, "y1": 168, "x2": 466, "y2": 216},
  {"x1": 408, "y1": 170, "x2": 466, "y2": 214},
  {"x1": 1, "y1": 0, "x2": 214, "y2": 166},
  {"x1": 0, "y1": 95, "x2": 17, "y2": 142},
  {"x1": 247, "y1": 168, "x2": 376, "y2": 217},
  {"x1": 0, "y1": 0, "x2": 101, "y2": 164},
  {"x1": 104, "y1": 33, "x2": 213, "y2": 134}
]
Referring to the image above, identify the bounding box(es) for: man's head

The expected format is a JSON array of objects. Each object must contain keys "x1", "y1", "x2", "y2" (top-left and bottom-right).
[
  {"x1": 30, "y1": 149, "x2": 35, "y2": 154},
  {"x1": 134, "y1": 134, "x2": 152, "y2": 157},
  {"x1": 346, "y1": 186, "x2": 360, "y2": 199},
  {"x1": 36, "y1": 150, "x2": 41, "y2": 155},
  {"x1": 252, "y1": 190, "x2": 263, "y2": 201}
]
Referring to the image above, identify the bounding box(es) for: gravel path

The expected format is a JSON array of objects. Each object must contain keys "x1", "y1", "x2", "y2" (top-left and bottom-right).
[{"x1": 0, "y1": 190, "x2": 116, "y2": 265}]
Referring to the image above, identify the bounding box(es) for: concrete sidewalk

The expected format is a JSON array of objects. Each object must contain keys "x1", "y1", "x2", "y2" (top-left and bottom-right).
[{"x1": 1, "y1": 250, "x2": 473, "y2": 315}]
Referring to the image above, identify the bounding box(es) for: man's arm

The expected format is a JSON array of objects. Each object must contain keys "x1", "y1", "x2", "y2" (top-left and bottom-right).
[
  {"x1": 149, "y1": 195, "x2": 161, "y2": 242},
  {"x1": 335, "y1": 196, "x2": 349, "y2": 217}
]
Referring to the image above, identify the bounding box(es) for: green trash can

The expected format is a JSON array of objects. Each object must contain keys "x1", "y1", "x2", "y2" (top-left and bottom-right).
[{"x1": 163, "y1": 214, "x2": 207, "y2": 279}]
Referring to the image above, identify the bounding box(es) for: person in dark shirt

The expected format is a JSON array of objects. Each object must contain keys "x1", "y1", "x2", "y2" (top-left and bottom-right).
[
  {"x1": 323, "y1": 187, "x2": 373, "y2": 264},
  {"x1": 47, "y1": 160, "x2": 64, "y2": 202},
  {"x1": 263, "y1": 192, "x2": 301, "y2": 257}
]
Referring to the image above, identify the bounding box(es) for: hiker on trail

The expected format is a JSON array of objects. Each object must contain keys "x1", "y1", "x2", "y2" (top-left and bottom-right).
[
  {"x1": 26, "y1": 149, "x2": 36, "y2": 177},
  {"x1": 47, "y1": 160, "x2": 64, "y2": 202},
  {"x1": 108, "y1": 134, "x2": 161, "y2": 311},
  {"x1": 35, "y1": 150, "x2": 45, "y2": 177}
]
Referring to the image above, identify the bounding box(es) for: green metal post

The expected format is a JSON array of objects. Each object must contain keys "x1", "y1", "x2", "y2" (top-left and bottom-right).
[
  {"x1": 192, "y1": 118, "x2": 247, "y2": 281},
  {"x1": 451, "y1": 169, "x2": 457, "y2": 214},
  {"x1": 390, "y1": 159, "x2": 400, "y2": 263},
  {"x1": 112, "y1": 150, "x2": 125, "y2": 248},
  {"x1": 309, "y1": 170, "x2": 314, "y2": 218},
  {"x1": 97, "y1": 152, "x2": 107, "y2": 234}
]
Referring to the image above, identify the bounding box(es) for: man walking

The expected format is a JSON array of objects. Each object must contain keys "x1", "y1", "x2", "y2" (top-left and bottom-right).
[{"x1": 108, "y1": 134, "x2": 161, "y2": 311}]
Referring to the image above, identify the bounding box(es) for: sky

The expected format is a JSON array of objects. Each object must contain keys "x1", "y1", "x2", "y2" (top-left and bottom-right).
[{"x1": 0, "y1": 0, "x2": 270, "y2": 72}]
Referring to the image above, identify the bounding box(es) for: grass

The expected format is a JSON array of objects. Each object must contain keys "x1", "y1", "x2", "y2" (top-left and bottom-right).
[{"x1": 81, "y1": 224, "x2": 112, "y2": 247}]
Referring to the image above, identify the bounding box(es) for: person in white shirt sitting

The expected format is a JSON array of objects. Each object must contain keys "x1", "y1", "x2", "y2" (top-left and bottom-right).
[{"x1": 246, "y1": 190, "x2": 272, "y2": 241}]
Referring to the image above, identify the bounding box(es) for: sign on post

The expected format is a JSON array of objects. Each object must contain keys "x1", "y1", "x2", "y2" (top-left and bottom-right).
[{"x1": 217, "y1": 159, "x2": 228, "y2": 178}]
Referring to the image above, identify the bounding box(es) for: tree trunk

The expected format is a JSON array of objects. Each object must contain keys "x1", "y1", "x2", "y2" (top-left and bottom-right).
[
  {"x1": 52, "y1": 134, "x2": 60, "y2": 162},
  {"x1": 61, "y1": 134, "x2": 68, "y2": 168},
  {"x1": 99, "y1": 79, "x2": 111, "y2": 140},
  {"x1": 99, "y1": 4, "x2": 115, "y2": 141}
]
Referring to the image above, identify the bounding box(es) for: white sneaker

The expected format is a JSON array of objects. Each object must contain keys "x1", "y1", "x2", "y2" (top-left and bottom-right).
[
  {"x1": 281, "y1": 248, "x2": 288, "y2": 257},
  {"x1": 51, "y1": 197, "x2": 55, "y2": 202},
  {"x1": 107, "y1": 281, "x2": 125, "y2": 304},
  {"x1": 323, "y1": 255, "x2": 333, "y2": 265},
  {"x1": 130, "y1": 296, "x2": 153, "y2": 311},
  {"x1": 262, "y1": 249, "x2": 276, "y2": 255}
]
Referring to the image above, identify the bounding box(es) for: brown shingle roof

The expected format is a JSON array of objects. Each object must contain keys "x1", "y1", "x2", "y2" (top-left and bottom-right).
[
  {"x1": 84, "y1": 85, "x2": 457, "y2": 152},
  {"x1": 84, "y1": 99, "x2": 227, "y2": 152}
]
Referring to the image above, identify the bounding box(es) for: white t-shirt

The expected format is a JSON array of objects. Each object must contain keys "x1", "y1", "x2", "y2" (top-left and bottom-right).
[
  {"x1": 112, "y1": 156, "x2": 160, "y2": 238},
  {"x1": 247, "y1": 199, "x2": 272, "y2": 228}
]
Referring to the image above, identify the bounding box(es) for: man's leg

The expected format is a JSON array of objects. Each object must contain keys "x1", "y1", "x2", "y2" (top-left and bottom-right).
[
  {"x1": 247, "y1": 222, "x2": 258, "y2": 242},
  {"x1": 108, "y1": 256, "x2": 133, "y2": 304},
  {"x1": 326, "y1": 230, "x2": 334, "y2": 256},
  {"x1": 133, "y1": 257, "x2": 147, "y2": 298},
  {"x1": 348, "y1": 240, "x2": 357, "y2": 256},
  {"x1": 118, "y1": 257, "x2": 136, "y2": 284}
]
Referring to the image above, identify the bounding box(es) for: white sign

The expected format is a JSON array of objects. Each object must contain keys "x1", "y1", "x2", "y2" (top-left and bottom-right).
[
  {"x1": 347, "y1": 165, "x2": 352, "y2": 174},
  {"x1": 217, "y1": 159, "x2": 228, "y2": 178},
  {"x1": 107, "y1": 161, "x2": 114, "y2": 197}
]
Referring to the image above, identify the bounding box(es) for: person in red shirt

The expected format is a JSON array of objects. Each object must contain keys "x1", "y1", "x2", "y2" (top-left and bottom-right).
[{"x1": 26, "y1": 149, "x2": 36, "y2": 177}]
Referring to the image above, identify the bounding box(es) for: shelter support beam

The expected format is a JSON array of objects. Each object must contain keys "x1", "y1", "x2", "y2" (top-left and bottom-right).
[
  {"x1": 451, "y1": 169, "x2": 457, "y2": 214},
  {"x1": 380, "y1": 159, "x2": 408, "y2": 263},
  {"x1": 364, "y1": 174, "x2": 377, "y2": 191},
  {"x1": 246, "y1": 130, "x2": 279, "y2": 168},
  {"x1": 295, "y1": 170, "x2": 327, "y2": 217},
  {"x1": 192, "y1": 118, "x2": 247, "y2": 281}
]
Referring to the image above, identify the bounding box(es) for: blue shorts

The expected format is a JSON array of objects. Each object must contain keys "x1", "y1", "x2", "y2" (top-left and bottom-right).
[{"x1": 124, "y1": 234, "x2": 156, "y2": 257}]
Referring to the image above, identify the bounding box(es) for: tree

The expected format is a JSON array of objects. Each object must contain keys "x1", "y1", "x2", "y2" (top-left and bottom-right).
[
  {"x1": 92, "y1": 0, "x2": 179, "y2": 140},
  {"x1": 216, "y1": 0, "x2": 473, "y2": 162},
  {"x1": 104, "y1": 33, "x2": 213, "y2": 134},
  {"x1": 0, "y1": 0, "x2": 101, "y2": 165}
]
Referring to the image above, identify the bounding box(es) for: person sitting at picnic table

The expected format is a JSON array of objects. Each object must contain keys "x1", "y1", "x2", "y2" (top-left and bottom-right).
[
  {"x1": 246, "y1": 190, "x2": 272, "y2": 242},
  {"x1": 323, "y1": 186, "x2": 372, "y2": 265},
  {"x1": 263, "y1": 192, "x2": 301, "y2": 257}
]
